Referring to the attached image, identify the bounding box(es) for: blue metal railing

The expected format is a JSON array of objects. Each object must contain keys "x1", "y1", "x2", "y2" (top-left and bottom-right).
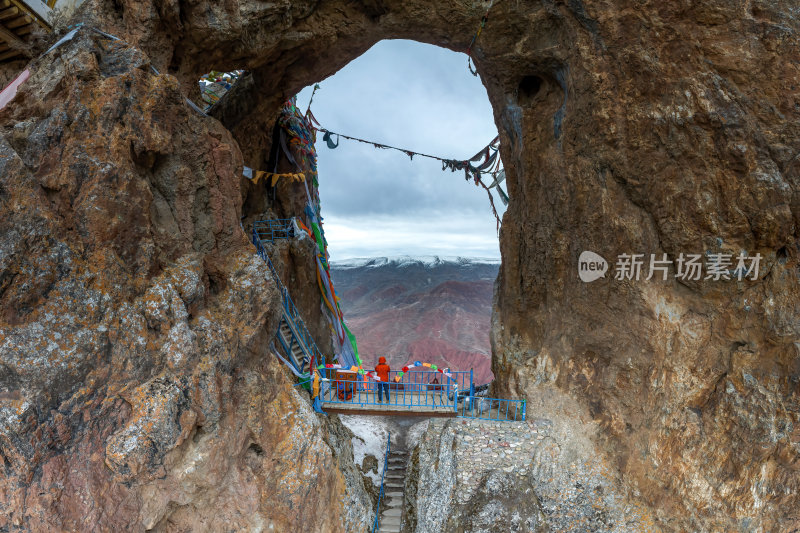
[
  {"x1": 318, "y1": 369, "x2": 458, "y2": 410},
  {"x1": 252, "y1": 227, "x2": 326, "y2": 371},
  {"x1": 372, "y1": 433, "x2": 391, "y2": 533},
  {"x1": 458, "y1": 396, "x2": 526, "y2": 421},
  {"x1": 254, "y1": 218, "x2": 294, "y2": 243}
]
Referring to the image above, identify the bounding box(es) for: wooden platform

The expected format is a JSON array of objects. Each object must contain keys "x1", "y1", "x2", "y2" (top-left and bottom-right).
[
  {"x1": 320, "y1": 391, "x2": 456, "y2": 417},
  {"x1": 0, "y1": 0, "x2": 52, "y2": 63}
]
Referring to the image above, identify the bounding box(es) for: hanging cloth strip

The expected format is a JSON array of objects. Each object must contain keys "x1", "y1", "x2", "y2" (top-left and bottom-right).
[
  {"x1": 466, "y1": 0, "x2": 496, "y2": 76},
  {"x1": 322, "y1": 130, "x2": 339, "y2": 149},
  {"x1": 241, "y1": 167, "x2": 305, "y2": 186},
  {"x1": 272, "y1": 349, "x2": 305, "y2": 378},
  {"x1": 486, "y1": 168, "x2": 509, "y2": 205},
  {"x1": 313, "y1": 124, "x2": 506, "y2": 225}
]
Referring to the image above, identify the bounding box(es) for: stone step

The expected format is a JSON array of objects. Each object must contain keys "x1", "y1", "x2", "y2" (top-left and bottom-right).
[
  {"x1": 385, "y1": 490, "x2": 403, "y2": 498},
  {"x1": 384, "y1": 481, "x2": 405, "y2": 490},
  {"x1": 378, "y1": 526, "x2": 401, "y2": 533},
  {"x1": 380, "y1": 516, "x2": 402, "y2": 527},
  {"x1": 383, "y1": 507, "x2": 402, "y2": 518}
]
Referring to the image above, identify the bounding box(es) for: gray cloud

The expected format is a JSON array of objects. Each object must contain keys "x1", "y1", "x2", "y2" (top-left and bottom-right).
[{"x1": 297, "y1": 39, "x2": 504, "y2": 259}]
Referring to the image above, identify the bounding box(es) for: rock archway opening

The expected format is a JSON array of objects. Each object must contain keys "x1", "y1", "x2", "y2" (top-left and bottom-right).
[{"x1": 221, "y1": 38, "x2": 510, "y2": 384}]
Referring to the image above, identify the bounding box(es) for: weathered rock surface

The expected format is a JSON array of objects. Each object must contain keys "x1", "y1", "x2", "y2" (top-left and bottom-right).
[
  {"x1": 402, "y1": 419, "x2": 549, "y2": 533},
  {"x1": 1, "y1": 0, "x2": 799, "y2": 530},
  {"x1": 0, "y1": 32, "x2": 371, "y2": 531}
]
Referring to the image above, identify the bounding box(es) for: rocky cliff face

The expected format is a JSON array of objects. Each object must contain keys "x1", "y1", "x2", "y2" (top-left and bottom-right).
[
  {"x1": 2, "y1": 0, "x2": 799, "y2": 530},
  {"x1": 0, "y1": 31, "x2": 371, "y2": 531}
]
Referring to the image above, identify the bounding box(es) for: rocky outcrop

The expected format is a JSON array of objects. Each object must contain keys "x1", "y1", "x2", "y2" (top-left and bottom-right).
[
  {"x1": 0, "y1": 31, "x2": 371, "y2": 531},
  {"x1": 1, "y1": 0, "x2": 799, "y2": 530},
  {"x1": 402, "y1": 419, "x2": 549, "y2": 533},
  {"x1": 403, "y1": 417, "x2": 661, "y2": 532}
]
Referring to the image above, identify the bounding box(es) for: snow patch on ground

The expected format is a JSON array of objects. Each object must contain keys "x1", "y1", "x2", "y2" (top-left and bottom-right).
[
  {"x1": 340, "y1": 415, "x2": 391, "y2": 486},
  {"x1": 406, "y1": 419, "x2": 430, "y2": 450}
]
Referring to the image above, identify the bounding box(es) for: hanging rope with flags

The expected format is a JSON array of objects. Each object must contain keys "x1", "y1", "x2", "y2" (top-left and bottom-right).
[
  {"x1": 245, "y1": 92, "x2": 509, "y2": 226},
  {"x1": 313, "y1": 126, "x2": 507, "y2": 227}
]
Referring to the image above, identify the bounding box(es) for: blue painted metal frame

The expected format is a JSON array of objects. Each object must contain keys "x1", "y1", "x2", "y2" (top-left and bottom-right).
[
  {"x1": 372, "y1": 433, "x2": 391, "y2": 533},
  {"x1": 252, "y1": 226, "x2": 326, "y2": 372},
  {"x1": 253, "y1": 218, "x2": 294, "y2": 243},
  {"x1": 318, "y1": 369, "x2": 462, "y2": 410},
  {"x1": 457, "y1": 396, "x2": 527, "y2": 421}
]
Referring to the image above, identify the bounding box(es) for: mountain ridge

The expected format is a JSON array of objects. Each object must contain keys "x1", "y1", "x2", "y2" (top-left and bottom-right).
[{"x1": 331, "y1": 257, "x2": 498, "y2": 384}]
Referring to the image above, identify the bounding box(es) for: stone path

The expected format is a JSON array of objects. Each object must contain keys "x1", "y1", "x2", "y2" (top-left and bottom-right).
[{"x1": 377, "y1": 445, "x2": 409, "y2": 533}]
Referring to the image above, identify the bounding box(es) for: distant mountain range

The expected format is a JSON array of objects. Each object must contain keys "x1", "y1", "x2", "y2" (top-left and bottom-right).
[{"x1": 330, "y1": 256, "x2": 498, "y2": 384}]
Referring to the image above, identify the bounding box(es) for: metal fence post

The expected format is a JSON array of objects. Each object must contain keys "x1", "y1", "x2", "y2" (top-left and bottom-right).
[{"x1": 469, "y1": 368, "x2": 474, "y2": 411}]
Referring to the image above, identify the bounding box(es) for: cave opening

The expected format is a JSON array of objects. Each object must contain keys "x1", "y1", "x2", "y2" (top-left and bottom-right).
[
  {"x1": 216, "y1": 39, "x2": 505, "y2": 384},
  {"x1": 295, "y1": 40, "x2": 502, "y2": 384}
]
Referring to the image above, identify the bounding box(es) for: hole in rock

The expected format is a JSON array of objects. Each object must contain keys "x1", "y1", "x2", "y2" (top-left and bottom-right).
[
  {"x1": 518, "y1": 75, "x2": 543, "y2": 105},
  {"x1": 777, "y1": 246, "x2": 788, "y2": 263},
  {"x1": 245, "y1": 40, "x2": 505, "y2": 386},
  {"x1": 248, "y1": 443, "x2": 265, "y2": 456}
]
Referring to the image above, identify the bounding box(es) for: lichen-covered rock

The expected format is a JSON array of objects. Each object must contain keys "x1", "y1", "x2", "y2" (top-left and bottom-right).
[
  {"x1": 404, "y1": 418, "x2": 651, "y2": 532},
  {"x1": 0, "y1": 31, "x2": 371, "y2": 532}
]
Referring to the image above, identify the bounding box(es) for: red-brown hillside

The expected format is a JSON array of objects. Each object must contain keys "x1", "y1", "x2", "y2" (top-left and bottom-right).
[{"x1": 331, "y1": 257, "x2": 498, "y2": 384}]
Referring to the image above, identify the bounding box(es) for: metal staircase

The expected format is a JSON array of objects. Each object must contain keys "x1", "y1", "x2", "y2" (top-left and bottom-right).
[
  {"x1": 276, "y1": 315, "x2": 311, "y2": 374},
  {"x1": 376, "y1": 443, "x2": 409, "y2": 533},
  {"x1": 252, "y1": 220, "x2": 327, "y2": 375}
]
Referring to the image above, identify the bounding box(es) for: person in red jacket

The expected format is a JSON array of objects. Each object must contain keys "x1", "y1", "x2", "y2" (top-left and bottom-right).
[{"x1": 375, "y1": 356, "x2": 391, "y2": 402}]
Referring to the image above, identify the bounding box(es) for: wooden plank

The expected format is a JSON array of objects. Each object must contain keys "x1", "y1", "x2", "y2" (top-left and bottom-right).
[
  {"x1": 0, "y1": 22, "x2": 23, "y2": 46},
  {"x1": 6, "y1": 14, "x2": 30, "y2": 28},
  {"x1": 8, "y1": 0, "x2": 49, "y2": 26},
  {"x1": 321, "y1": 407, "x2": 456, "y2": 418},
  {"x1": 0, "y1": 48, "x2": 22, "y2": 61},
  {"x1": 0, "y1": 7, "x2": 19, "y2": 20}
]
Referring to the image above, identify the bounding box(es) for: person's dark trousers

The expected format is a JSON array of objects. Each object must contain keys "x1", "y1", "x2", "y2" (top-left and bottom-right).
[{"x1": 378, "y1": 382, "x2": 390, "y2": 402}]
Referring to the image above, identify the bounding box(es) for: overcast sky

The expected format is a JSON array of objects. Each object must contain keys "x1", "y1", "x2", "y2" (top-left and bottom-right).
[{"x1": 296, "y1": 40, "x2": 503, "y2": 260}]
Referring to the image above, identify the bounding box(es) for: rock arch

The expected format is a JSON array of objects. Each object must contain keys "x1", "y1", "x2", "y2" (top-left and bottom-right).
[{"x1": 2, "y1": 0, "x2": 799, "y2": 530}]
